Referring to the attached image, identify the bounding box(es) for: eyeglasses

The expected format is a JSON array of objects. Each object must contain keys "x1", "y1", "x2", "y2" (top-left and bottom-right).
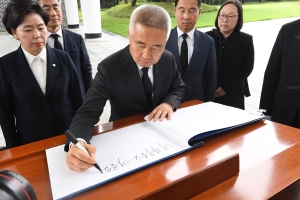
[{"x1": 218, "y1": 14, "x2": 239, "y2": 21}]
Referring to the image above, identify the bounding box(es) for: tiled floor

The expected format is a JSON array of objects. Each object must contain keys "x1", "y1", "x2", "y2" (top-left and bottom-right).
[{"x1": 0, "y1": 16, "x2": 299, "y2": 147}]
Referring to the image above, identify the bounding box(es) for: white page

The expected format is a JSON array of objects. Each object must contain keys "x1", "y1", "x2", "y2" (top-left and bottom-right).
[
  {"x1": 145, "y1": 102, "x2": 264, "y2": 143},
  {"x1": 47, "y1": 102, "x2": 263, "y2": 199},
  {"x1": 46, "y1": 122, "x2": 192, "y2": 200}
]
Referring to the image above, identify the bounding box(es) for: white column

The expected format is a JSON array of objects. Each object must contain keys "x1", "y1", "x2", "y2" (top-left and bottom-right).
[
  {"x1": 80, "y1": 0, "x2": 102, "y2": 38},
  {"x1": 64, "y1": 0, "x2": 79, "y2": 29}
]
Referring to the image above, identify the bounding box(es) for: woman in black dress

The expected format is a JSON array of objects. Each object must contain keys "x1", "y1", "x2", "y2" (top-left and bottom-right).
[{"x1": 206, "y1": 0, "x2": 254, "y2": 109}]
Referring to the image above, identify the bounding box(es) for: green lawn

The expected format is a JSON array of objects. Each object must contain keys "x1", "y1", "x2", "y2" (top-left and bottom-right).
[{"x1": 79, "y1": 1, "x2": 300, "y2": 37}]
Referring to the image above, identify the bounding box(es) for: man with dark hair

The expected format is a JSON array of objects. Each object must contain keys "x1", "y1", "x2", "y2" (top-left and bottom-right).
[
  {"x1": 64, "y1": 5, "x2": 185, "y2": 171},
  {"x1": 39, "y1": 0, "x2": 92, "y2": 95},
  {"x1": 166, "y1": 0, "x2": 217, "y2": 102}
]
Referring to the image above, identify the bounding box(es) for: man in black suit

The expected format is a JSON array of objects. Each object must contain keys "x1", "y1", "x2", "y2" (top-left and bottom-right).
[
  {"x1": 65, "y1": 5, "x2": 185, "y2": 171},
  {"x1": 39, "y1": 0, "x2": 92, "y2": 95},
  {"x1": 260, "y1": 19, "x2": 300, "y2": 128}
]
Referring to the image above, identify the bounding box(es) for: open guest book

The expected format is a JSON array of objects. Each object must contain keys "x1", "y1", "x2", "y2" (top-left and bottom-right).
[{"x1": 46, "y1": 102, "x2": 265, "y2": 199}]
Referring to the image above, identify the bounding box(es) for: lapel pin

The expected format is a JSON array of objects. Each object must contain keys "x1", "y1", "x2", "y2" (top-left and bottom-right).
[{"x1": 52, "y1": 64, "x2": 56, "y2": 67}]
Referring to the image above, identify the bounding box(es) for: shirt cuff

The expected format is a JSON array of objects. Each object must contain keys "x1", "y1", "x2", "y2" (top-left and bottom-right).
[{"x1": 69, "y1": 138, "x2": 87, "y2": 149}]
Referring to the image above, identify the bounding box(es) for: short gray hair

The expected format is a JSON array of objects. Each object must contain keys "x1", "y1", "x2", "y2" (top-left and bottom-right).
[
  {"x1": 38, "y1": 0, "x2": 61, "y2": 5},
  {"x1": 129, "y1": 4, "x2": 171, "y2": 41}
]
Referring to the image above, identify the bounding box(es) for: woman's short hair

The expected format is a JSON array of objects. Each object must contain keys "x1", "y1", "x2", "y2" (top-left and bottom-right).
[
  {"x1": 2, "y1": 0, "x2": 49, "y2": 35},
  {"x1": 215, "y1": 0, "x2": 243, "y2": 31},
  {"x1": 129, "y1": 4, "x2": 171, "y2": 41}
]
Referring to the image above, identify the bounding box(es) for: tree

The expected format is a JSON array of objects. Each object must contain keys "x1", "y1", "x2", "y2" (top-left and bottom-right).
[{"x1": 131, "y1": 0, "x2": 137, "y2": 6}]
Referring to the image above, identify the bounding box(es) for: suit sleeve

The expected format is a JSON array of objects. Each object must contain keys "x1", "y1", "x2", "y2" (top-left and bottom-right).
[
  {"x1": 259, "y1": 28, "x2": 284, "y2": 115},
  {"x1": 79, "y1": 35, "x2": 93, "y2": 93},
  {"x1": 0, "y1": 59, "x2": 18, "y2": 148},
  {"x1": 221, "y1": 35, "x2": 254, "y2": 95},
  {"x1": 65, "y1": 63, "x2": 111, "y2": 151},
  {"x1": 204, "y1": 38, "x2": 217, "y2": 102},
  {"x1": 161, "y1": 54, "x2": 185, "y2": 110}
]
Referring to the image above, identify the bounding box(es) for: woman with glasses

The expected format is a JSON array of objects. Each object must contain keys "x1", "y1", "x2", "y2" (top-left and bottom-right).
[
  {"x1": 206, "y1": 0, "x2": 254, "y2": 110},
  {"x1": 0, "y1": 0, "x2": 83, "y2": 148}
]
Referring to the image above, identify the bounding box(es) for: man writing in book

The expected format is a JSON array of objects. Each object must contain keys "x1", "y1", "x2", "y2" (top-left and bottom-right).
[{"x1": 65, "y1": 5, "x2": 185, "y2": 171}]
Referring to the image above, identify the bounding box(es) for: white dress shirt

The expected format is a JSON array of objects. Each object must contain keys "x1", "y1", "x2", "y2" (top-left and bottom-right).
[
  {"x1": 177, "y1": 27, "x2": 195, "y2": 64},
  {"x1": 22, "y1": 47, "x2": 47, "y2": 95},
  {"x1": 47, "y1": 27, "x2": 64, "y2": 50}
]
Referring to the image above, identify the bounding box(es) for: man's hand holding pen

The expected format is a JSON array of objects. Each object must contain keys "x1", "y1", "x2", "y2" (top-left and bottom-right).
[{"x1": 66, "y1": 141, "x2": 98, "y2": 172}]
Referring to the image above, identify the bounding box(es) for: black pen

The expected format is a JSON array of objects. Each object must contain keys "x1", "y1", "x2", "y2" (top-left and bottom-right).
[{"x1": 65, "y1": 130, "x2": 103, "y2": 173}]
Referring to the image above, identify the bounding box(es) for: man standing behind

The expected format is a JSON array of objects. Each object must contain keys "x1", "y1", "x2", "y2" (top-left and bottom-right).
[
  {"x1": 39, "y1": 0, "x2": 92, "y2": 95},
  {"x1": 166, "y1": 0, "x2": 217, "y2": 102},
  {"x1": 260, "y1": 19, "x2": 300, "y2": 128},
  {"x1": 65, "y1": 5, "x2": 185, "y2": 171}
]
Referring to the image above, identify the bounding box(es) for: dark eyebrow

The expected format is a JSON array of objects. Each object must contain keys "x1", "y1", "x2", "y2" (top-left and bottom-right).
[
  {"x1": 137, "y1": 40, "x2": 146, "y2": 45},
  {"x1": 220, "y1": 12, "x2": 237, "y2": 15},
  {"x1": 153, "y1": 44, "x2": 162, "y2": 48},
  {"x1": 136, "y1": 41, "x2": 162, "y2": 48}
]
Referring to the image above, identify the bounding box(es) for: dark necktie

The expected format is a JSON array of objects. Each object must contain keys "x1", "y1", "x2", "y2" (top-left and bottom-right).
[
  {"x1": 51, "y1": 34, "x2": 63, "y2": 50},
  {"x1": 141, "y1": 67, "x2": 153, "y2": 110},
  {"x1": 180, "y1": 34, "x2": 188, "y2": 75}
]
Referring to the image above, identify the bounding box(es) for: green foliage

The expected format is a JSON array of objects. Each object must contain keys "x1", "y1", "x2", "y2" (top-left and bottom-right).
[
  {"x1": 201, "y1": 3, "x2": 219, "y2": 13},
  {"x1": 77, "y1": 0, "x2": 81, "y2": 9},
  {"x1": 107, "y1": 3, "x2": 139, "y2": 18},
  {"x1": 242, "y1": 2, "x2": 300, "y2": 21},
  {"x1": 78, "y1": 1, "x2": 300, "y2": 37},
  {"x1": 107, "y1": 2, "x2": 217, "y2": 18}
]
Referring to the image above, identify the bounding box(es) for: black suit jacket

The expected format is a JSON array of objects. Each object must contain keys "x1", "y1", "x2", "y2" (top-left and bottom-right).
[
  {"x1": 67, "y1": 45, "x2": 185, "y2": 147},
  {"x1": 0, "y1": 46, "x2": 83, "y2": 148},
  {"x1": 166, "y1": 28, "x2": 217, "y2": 102},
  {"x1": 206, "y1": 29, "x2": 254, "y2": 109},
  {"x1": 62, "y1": 29, "x2": 93, "y2": 94},
  {"x1": 260, "y1": 19, "x2": 300, "y2": 126}
]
